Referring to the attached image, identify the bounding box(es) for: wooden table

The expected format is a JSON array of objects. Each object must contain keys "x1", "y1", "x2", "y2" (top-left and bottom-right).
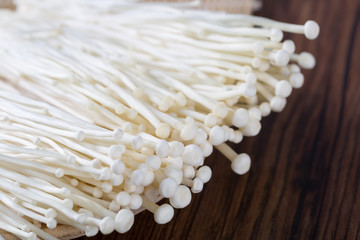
[{"x1": 75, "y1": 0, "x2": 360, "y2": 239}]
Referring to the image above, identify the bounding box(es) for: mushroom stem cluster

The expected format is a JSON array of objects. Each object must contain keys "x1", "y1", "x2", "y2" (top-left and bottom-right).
[{"x1": 0, "y1": 0, "x2": 318, "y2": 238}]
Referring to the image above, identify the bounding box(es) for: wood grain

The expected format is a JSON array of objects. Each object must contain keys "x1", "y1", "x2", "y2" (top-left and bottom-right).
[{"x1": 75, "y1": 0, "x2": 360, "y2": 239}]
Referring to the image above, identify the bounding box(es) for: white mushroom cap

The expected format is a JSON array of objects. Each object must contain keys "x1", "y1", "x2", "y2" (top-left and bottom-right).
[
  {"x1": 99, "y1": 216, "x2": 115, "y2": 235},
  {"x1": 116, "y1": 191, "x2": 131, "y2": 206},
  {"x1": 131, "y1": 169, "x2": 145, "y2": 186},
  {"x1": 146, "y1": 155, "x2": 161, "y2": 170},
  {"x1": 169, "y1": 141, "x2": 185, "y2": 157},
  {"x1": 182, "y1": 165, "x2": 195, "y2": 179},
  {"x1": 159, "y1": 177, "x2": 178, "y2": 198},
  {"x1": 275, "y1": 80, "x2": 293, "y2": 98},
  {"x1": 304, "y1": 20, "x2": 320, "y2": 40},
  {"x1": 270, "y1": 96, "x2": 287, "y2": 112},
  {"x1": 154, "y1": 204, "x2": 174, "y2": 224},
  {"x1": 169, "y1": 185, "x2": 192, "y2": 209},
  {"x1": 115, "y1": 209, "x2": 134, "y2": 233},
  {"x1": 241, "y1": 118, "x2": 261, "y2": 137},
  {"x1": 298, "y1": 52, "x2": 316, "y2": 69},
  {"x1": 129, "y1": 194, "x2": 142, "y2": 210},
  {"x1": 165, "y1": 166, "x2": 183, "y2": 185},
  {"x1": 191, "y1": 178, "x2": 204, "y2": 193},
  {"x1": 110, "y1": 160, "x2": 125, "y2": 175},
  {"x1": 259, "y1": 102, "x2": 271, "y2": 117},
  {"x1": 200, "y1": 142, "x2": 213, "y2": 157},
  {"x1": 86, "y1": 225, "x2": 99, "y2": 237},
  {"x1": 196, "y1": 166, "x2": 212, "y2": 183},
  {"x1": 270, "y1": 28, "x2": 283, "y2": 42},
  {"x1": 282, "y1": 40, "x2": 295, "y2": 54},
  {"x1": 182, "y1": 144, "x2": 204, "y2": 167},
  {"x1": 46, "y1": 218, "x2": 57, "y2": 229},
  {"x1": 209, "y1": 126, "x2": 226, "y2": 146},
  {"x1": 156, "y1": 140, "x2": 170, "y2": 158},
  {"x1": 232, "y1": 108, "x2": 249, "y2": 128},
  {"x1": 290, "y1": 72, "x2": 305, "y2": 88},
  {"x1": 231, "y1": 153, "x2": 251, "y2": 175},
  {"x1": 275, "y1": 49, "x2": 290, "y2": 66},
  {"x1": 155, "y1": 123, "x2": 171, "y2": 139}
]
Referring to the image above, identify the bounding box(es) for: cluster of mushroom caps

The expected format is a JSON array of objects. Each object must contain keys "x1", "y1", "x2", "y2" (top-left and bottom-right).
[{"x1": 0, "y1": 0, "x2": 319, "y2": 238}]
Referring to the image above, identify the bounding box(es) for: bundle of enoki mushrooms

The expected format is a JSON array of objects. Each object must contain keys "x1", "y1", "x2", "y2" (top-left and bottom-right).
[{"x1": 0, "y1": 0, "x2": 319, "y2": 238}]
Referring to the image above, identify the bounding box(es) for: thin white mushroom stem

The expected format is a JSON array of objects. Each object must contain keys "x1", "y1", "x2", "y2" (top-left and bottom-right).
[
  {"x1": 256, "y1": 83, "x2": 287, "y2": 112},
  {"x1": 0, "y1": 178, "x2": 87, "y2": 224},
  {"x1": 0, "y1": 203, "x2": 57, "y2": 240},
  {"x1": 196, "y1": 83, "x2": 256, "y2": 100},
  {"x1": 15, "y1": 81, "x2": 108, "y2": 126},
  {"x1": 0, "y1": 168, "x2": 69, "y2": 196},
  {"x1": 0, "y1": 95, "x2": 94, "y2": 132},
  {"x1": 0, "y1": 122, "x2": 74, "y2": 148},
  {"x1": 0, "y1": 133, "x2": 37, "y2": 148},
  {"x1": 26, "y1": 187, "x2": 73, "y2": 209},
  {"x1": 195, "y1": 66, "x2": 252, "y2": 83},
  {"x1": 137, "y1": 134, "x2": 171, "y2": 158},
  {"x1": 0, "y1": 143, "x2": 107, "y2": 179},
  {"x1": 0, "y1": 111, "x2": 83, "y2": 141},
  {"x1": 255, "y1": 71, "x2": 293, "y2": 98},
  {"x1": 207, "y1": 15, "x2": 319, "y2": 39},
  {"x1": 150, "y1": 70, "x2": 215, "y2": 111},
  {"x1": 15, "y1": 169, "x2": 112, "y2": 208},
  {"x1": 120, "y1": 134, "x2": 144, "y2": 150},
  {"x1": 82, "y1": 100, "x2": 130, "y2": 129},
  {"x1": 175, "y1": 108, "x2": 210, "y2": 127},
  {"x1": 67, "y1": 194, "x2": 115, "y2": 218},
  {"x1": 139, "y1": 28, "x2": 265, "y2": 53},
  {"x1": 123, "y1": 150, "x2": 147, "y2": 162},
  {"x1": 145, "y1": 104, "x2": 185, "y2": 131},
  {"x1": 148, "y1": 107, "x2": 201, "y2": 143},
  {"x1": 0, "y1": 143, "x2": 67, "y2": 161},
  {"x1": 0, "y1": 190, "x2": 57, "y2": 229},
  {"x1": 36, "y1": 137, "x2": 66, "y2": 155},
  {"x1": 77, "y1": 181, "x2": 103, "y2": 199},
  {"x1": 72, "y1": 82, "x2": 128, "y2": 113},
  {"x1": 53, "y1": 137, "x2": 111, "y2": 166},
  {"x1": 0, "y1": 215, "x2": 30, "y2": 239},
  {"x1": 190, "y1": 21, "x2": 284, "y2": 42},
  {"x1": 0, "y1": 153, "x2": 65, "y2": 178},
  {"x1": 0, "y1": 207, "x2": 32, "y2": 233},
  {"x1": 0, "y1": 219, "x2": 36, "y2": 240},
  {"x1": 107, "y1": 81, "x2": 170, "y2": 139},
  {"x1": 29, "y1": 185, "x2": 114, "y2": 219},
  {"x1": 121, "y1": 156, "x2": 141, "y2": 170},
  {"x1": 21, "y1": 202, "x2": 57, "y2": 219},
  {"x1": 75, "y1": 178, "x2": 114, "y2": 195}
]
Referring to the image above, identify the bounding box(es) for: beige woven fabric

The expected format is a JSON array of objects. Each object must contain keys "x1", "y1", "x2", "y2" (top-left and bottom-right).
[
  {"x1": 0, "y1": 0, "x2": 15, "y2": 10},
  {"x1": 142, "y1": 0, "x2": 255, "y2": 14}
]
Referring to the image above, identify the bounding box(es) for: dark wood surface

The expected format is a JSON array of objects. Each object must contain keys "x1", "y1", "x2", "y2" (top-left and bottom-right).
[{"x1": 78, "y1": 0, "x2": 360, "y2": 239}]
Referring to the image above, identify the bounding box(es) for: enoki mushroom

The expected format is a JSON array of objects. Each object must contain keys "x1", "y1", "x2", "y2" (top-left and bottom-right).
[{"x1": 0, "y1": 0, "x2": 319, "y2": 238}]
